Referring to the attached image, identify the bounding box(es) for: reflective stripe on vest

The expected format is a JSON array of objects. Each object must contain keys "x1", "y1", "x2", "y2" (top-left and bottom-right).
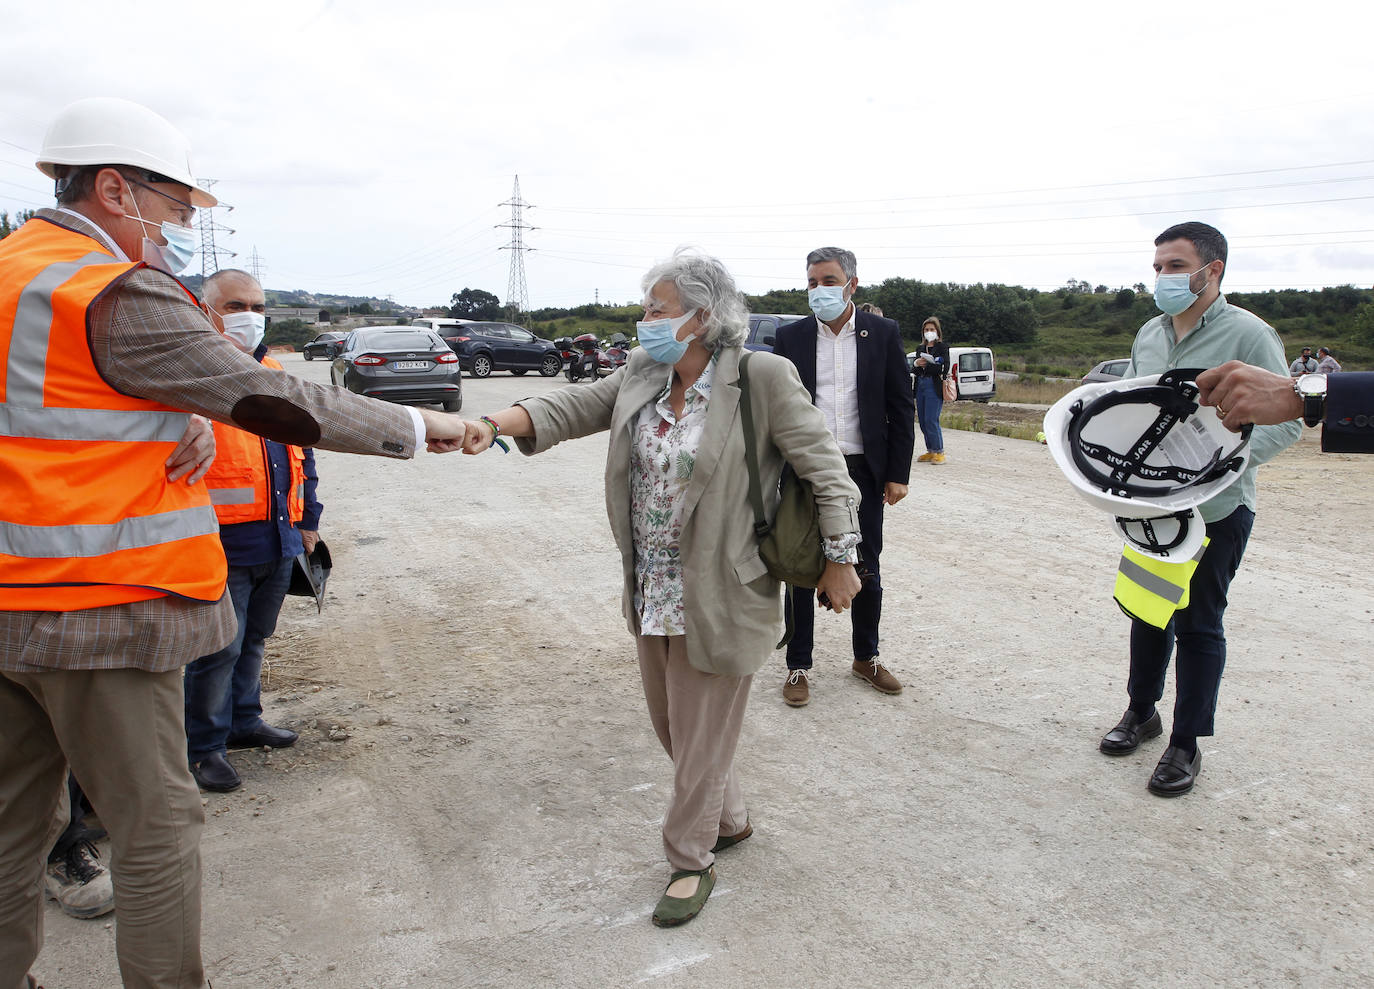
[
  {"x1": 1113, "y1": 539, "x2": 1209, "y2": 629},
  {"x1": 0, "y1": 216, "x2": 227, "y2": 610}
]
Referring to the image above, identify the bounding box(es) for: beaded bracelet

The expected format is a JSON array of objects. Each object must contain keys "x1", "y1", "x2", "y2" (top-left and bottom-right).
[{"x1": 479, "y1": 415, "x2": 510, "y2": 453}]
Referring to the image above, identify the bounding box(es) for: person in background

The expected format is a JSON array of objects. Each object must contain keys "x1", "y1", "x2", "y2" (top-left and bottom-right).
[
  {"x1": 773, "y1": 247, "x2": 915, "y2": 706},
  {"x1": 1098, "y1": 221, "x2": 1300, "y2": 798},
  {"x1": 183, "y1": 270, "x2": 317, "y2": 794},
  {"x1": 455, "y1": 249, "x2": 862, "y2": 929},
  {"x1": 1289, "y1": 347, "x2": 1317, "y2": 376},
  {"x1": 912, "y1": 316, "x2": 950, "y2": 465},
  {"x1": 858, "y1": 302, "x2": 884, "y2": 317},
  {"x1": 43, "y1": 774, "x2": 114, "y2": 920},
  {"x1": 1316, "y1": 347, "x2": 1341, "y2": 374}
]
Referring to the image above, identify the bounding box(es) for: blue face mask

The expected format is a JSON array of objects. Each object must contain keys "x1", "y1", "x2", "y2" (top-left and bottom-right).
[
  {"x1": 125, "y1": 189, "x2": 197, "y2": 274},
  {"x1": 1153, "y1": 265, "x2": 1208, "y2": 316},
  {"x1": 808, "y1": 283, "x2": 850, "y2": 322},
  {"x1": 635, "y1": 309, "x2": 699, "y2": 364},
  {"x1": 148, "y1": 221, "x2": 198, "y2": 274}
]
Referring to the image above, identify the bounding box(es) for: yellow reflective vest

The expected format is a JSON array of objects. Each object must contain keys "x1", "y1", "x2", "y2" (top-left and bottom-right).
[{"x1": 1113, "y1": 539, "x2": 1209, "y2": 629}]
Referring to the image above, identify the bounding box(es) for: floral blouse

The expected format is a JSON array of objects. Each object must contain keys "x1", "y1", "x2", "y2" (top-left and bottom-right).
[{"x1": 630, "y1": 355, "x2": 860, "y2": 637}]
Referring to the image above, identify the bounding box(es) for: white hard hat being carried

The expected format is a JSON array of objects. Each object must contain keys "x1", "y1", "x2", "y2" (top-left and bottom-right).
[
  {"x1": 1044, "y1": 368, "x2": 1252, "y2": 560},
  {"x1": 36, "y1": 97, "x2": 216, "y2": 208}
]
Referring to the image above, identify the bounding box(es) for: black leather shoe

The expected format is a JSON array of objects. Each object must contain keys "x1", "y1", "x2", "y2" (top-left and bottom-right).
[
  {"x1": 191, "y1": 753, "x2": 241, "y2": 792},
  {"x1": 227, "y1": 722, "x2": 299, "y2": 749},
  {"x1": 1148, "y1": 745, "x2": 1201, "y2": 797},
  {"x1": 1099, "y1": 708, "x2": 1163, "y2": 755}
]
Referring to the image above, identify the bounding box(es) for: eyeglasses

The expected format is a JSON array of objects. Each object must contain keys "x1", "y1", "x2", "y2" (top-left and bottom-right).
[{"x1": 124, "y1": 174, "x2": 196, "y2": 226}]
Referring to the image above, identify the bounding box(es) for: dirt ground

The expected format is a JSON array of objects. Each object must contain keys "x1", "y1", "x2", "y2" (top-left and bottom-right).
[{"x1": 35, "y1": 355, "x2": 1374, "y2": 988}]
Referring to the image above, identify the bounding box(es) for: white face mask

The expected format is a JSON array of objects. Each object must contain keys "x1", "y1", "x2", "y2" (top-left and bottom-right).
[
  {"x1": 219, "y1": 310, "x2": 266, "y2": 353},
  {"x1": 924, "y1": 330, "x2": 938, "y2": 342}
]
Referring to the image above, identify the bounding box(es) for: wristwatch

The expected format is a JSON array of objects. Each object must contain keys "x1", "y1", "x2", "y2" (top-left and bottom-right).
[{"x1": 1294, "y1": 372, "x2": 1327, "y2": 427}]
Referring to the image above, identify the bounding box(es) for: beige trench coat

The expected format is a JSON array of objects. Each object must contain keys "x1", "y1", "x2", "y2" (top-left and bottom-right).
[{"x1": 515, "y1": 344, "x2": 860, "y2": 676}]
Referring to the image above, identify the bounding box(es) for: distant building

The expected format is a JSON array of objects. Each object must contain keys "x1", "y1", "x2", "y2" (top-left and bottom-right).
[{"x1": 266, "y1": 307, "x2": 325, "y2": 325}]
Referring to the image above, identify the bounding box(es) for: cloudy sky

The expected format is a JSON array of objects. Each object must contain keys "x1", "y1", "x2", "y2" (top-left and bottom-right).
[{"x1": 3, "y1": 0, "x2": 1372, "y2": 310}]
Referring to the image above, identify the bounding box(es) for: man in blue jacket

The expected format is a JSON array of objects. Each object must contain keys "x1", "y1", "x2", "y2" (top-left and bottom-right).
[{"x1": 773, "y1": 247, "x2": 915, "y2": 707}]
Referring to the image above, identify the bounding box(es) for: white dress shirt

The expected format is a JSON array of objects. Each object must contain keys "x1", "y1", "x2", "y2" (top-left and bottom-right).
[{"x1": 814, "y1": 305, "x2": 863, "y2": 455}]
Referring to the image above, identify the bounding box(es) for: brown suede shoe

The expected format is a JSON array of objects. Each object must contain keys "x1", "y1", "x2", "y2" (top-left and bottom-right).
[
  {"x1": 852, "y1": 657, "x2": 902, "y2": 694},
  {"x1": 782, "y1": 668, "x2": 811, "y2": 707}
]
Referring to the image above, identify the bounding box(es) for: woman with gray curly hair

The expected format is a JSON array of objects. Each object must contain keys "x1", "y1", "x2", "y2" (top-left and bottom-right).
[{"x1": 455, "y1": 248, "x2": 861, "y2": 928}]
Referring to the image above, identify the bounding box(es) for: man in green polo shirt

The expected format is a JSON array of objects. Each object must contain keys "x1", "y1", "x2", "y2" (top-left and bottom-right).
[{"x1": 1097, "y1": 221, "x2": 1300, "y2": 796}]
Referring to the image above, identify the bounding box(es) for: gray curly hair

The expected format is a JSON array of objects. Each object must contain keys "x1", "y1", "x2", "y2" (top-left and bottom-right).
[{"x1": 641, "y1": 247, "x2": 748, "y2": 349}]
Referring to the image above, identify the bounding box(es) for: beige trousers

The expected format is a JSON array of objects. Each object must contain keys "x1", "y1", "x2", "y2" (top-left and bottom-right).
[
  {"x1": 635, "y1": 635, "x2": 752, "y2": 872},
  {"x1": 0, "y1": 669, "x2": 205, "y2": 989}
]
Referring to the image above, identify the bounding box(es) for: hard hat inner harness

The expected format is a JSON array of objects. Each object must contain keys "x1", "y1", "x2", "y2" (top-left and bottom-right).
[
  {"x1": 1116, "y1": 510, "x2": 1195, "y2": 554},
  {"x1": 1066, "y1": 368, "x2": 1251, "y2": 499}
]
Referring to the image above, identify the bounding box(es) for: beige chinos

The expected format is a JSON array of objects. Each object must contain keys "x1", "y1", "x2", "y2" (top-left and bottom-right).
[
  {"x1": 636, "y1": 635, "x2": 752, "y2": 872},
  {"x1": 0, "y1": 669, "x2": 204, "y2": 989}
]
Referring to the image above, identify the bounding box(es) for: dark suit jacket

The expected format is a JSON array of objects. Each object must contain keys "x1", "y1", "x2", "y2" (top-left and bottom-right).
[
  {"x1": 773, "y1": 308, "x2": 916, "y2": 486},
  {"x1": 1324, "y1": 372, "x2": 1374, "y2": 453}
]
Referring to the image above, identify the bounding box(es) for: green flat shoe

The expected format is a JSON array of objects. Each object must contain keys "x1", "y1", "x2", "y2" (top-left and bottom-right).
[
  {"x1": 651, "y1": 866, "x2": 715, "y2": 928},
  {"x1": 711, "y1": 821, "x2": 753, "y2": 854}
]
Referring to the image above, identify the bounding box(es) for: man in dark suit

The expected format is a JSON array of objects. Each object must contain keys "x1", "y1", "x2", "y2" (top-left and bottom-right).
[{"x1": 773, "y1": 247, "x2": 915, "y2": 706}]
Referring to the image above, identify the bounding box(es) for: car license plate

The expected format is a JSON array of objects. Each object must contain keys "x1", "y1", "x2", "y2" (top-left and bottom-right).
[{"x1": 393, "y1": 361, "x2": 428, "y2": 370}]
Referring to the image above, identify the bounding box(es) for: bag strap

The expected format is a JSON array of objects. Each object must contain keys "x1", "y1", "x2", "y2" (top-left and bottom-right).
[
  {"x1": 738, "y1": 352, "x2": 797, "y2": 648},
  {"x1": 737, "y1": 352, "x2": 770, "y2": 540}
]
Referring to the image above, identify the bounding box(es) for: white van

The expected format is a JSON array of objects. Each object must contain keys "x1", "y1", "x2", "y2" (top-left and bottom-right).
[{"x1": 947, "y1": 347, "x2": 995, "y2": 401}]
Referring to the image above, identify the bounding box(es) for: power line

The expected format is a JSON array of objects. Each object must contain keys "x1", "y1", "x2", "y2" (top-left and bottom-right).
[
  {"x1": 196, "y1": 179, "x2": 236, "y2": 278},
  {"x1": 538, "y1": 159, "x2": 1374, "y2": 214},
  {"x1": 247, "y1": 246, "x2": 265, "y2": 284},
  {"x1": 498, "y1": 175, "x2": 535, "y2": 313}
]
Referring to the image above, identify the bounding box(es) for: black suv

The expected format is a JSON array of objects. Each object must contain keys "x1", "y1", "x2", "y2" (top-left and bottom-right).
[{"x1": 413, "y1": 319, "x2": 562, "y2": 378}]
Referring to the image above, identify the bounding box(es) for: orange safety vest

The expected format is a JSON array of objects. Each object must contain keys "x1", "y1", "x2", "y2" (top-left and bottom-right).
[
  {"x1": 0, "y1": 216, "x2": 227, "y2": 611},
  {"x1": 204, "y1": 356, "x2": 307, "y2": 526}
]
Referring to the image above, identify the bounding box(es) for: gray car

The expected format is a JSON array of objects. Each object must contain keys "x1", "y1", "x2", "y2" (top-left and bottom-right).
[
  {"x1": 330, "y1": 326, "x2": 463, "y2": 411},
  {"x1": 1081, "y1": 358, "x2": 1131, "y2": 384}
]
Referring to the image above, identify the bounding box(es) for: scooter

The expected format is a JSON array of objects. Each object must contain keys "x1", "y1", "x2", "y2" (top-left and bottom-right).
[{"x1": 565, "y1": 334, "x2": 600, "y2": 382}]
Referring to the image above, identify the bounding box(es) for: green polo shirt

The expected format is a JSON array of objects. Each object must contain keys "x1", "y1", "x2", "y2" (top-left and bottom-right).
[{"x1": 1126, "y1": 293, "x2": 1300, "y2": 523}]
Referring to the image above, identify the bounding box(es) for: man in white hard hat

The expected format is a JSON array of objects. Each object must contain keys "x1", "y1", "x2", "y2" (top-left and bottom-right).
[{"x1": 0, "y1": 97, "x2": 468, "y2": 989}]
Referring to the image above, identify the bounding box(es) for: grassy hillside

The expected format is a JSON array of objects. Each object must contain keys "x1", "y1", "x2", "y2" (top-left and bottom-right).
[{"x1": 994, "y1": 289, "x2": 1373, "y2": 378}]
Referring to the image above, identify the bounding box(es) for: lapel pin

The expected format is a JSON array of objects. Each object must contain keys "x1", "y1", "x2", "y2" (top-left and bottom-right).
[{"x1": 860, "y1": 329, "x2": 869, "y2": 337}]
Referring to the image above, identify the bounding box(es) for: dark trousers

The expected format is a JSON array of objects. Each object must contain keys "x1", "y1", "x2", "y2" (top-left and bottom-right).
[
  {"x1": 1127, "y1": 505, "x2": 1255, "y2": 738},
  {"x1": 47, "y1": 773, "x2": 95, "y2": 863},
  {"x1": 184, "y1": 557, "x2": 293, "y2": 762},
  {"x1": 786, "y1": 454, "x2": 884, "y2": 669}
]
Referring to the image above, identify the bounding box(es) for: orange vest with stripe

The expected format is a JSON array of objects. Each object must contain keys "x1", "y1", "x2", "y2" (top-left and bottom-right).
[
  {"x1": 204, "y1": 356, "x2": 307, "y2": 526},
  {"x1": 0, "y1": 216, "x2": 227, "y2": 611}
]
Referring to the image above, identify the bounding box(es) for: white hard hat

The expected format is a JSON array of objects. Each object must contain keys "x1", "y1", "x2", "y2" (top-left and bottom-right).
[
  {"x1": 36, "y1": 97, "x2": 216, "y2": 208},
  {"x1": 1111, "y1": 508, "x2": 1206, "y2": 561},
  {"x1": 1044, "y1": 368, "x2": 1250, "y2": 553}
]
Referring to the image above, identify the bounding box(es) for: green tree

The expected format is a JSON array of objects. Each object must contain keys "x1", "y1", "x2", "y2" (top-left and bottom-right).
[
  {"x1": 265, "y1": 318, "x2": 311, "y2": 348},
  {"x1": 1352, "y1": 302, "x2": 1374, "y2": 347},
  {"x1": 0, "y1": 209, "x2": 37, "y2": 240},
  {"x1": 450, "y1": 287, "x2": 502, "y2": 320}
]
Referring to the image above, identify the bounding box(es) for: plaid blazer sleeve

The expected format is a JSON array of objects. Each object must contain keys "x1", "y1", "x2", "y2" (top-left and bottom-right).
[{"x1": 90, "y1": 269, "x2": 418, "y2": 458}]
